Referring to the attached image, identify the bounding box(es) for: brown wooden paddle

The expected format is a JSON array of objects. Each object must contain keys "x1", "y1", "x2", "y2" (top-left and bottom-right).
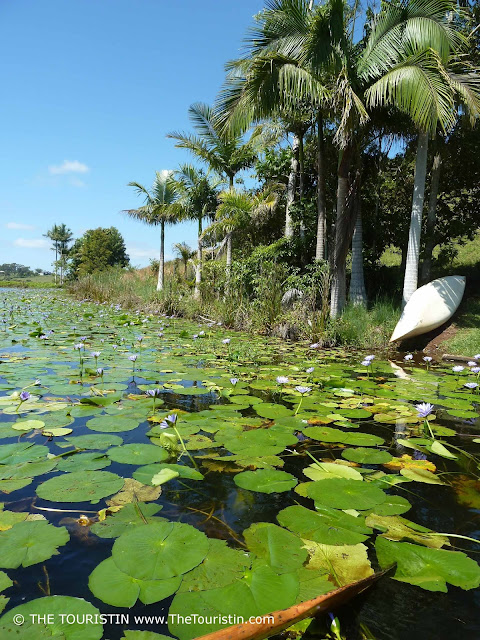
[{"x1": 194, "y1": 568, "x2": 391, "y2": 640}]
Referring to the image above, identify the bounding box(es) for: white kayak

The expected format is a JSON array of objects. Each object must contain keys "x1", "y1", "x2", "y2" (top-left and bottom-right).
[{"x1": 390, "y1": 275, "x2": 466, "y2": 342}]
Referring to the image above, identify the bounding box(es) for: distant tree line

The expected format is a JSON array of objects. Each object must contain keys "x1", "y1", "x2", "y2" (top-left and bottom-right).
[{"x1": 43, "y1": 225, "x2": 129, "y2": 283}]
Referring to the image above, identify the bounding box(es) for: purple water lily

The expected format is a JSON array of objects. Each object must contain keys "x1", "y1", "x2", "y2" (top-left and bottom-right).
[
  {"x1": 465, "y1": 382, "x2": 478, "y2": 390},
  {"x1": 146, "y1": 388, "x2": 162, "y2": 398},
  {"x1": 222, "y1": 338, "x2": 231, "y2": 345},
  {"x1": 96, "y1": 368, "x2": 104, "y2": 376},
  {"x1": 423, "y1": 356, "x2": 432, "y2": 362},
  {"x1": 452, "y1": 366, "x2": 465, "y2": 373},
  {"x1": 276, "y1": 376, "x2": 289, "y2": 384},
  {"x1": 295, "y1": 386, "x2": 311, "y2": 395},
  {"x1": 415, "y1": 402, "x2": 434, "y2": 418},
  {"x1": 306, "y1": 367, "x2": 315, "y2": 374},
  {"x1": 19, "y1": 391, "x2": 30, "y2": 402},
  {"x1": 128, "y1": 355, "x2": 138, "y2": 362},
  {"x1": 230, "y1": 378, "x2": 239, "y2": 386},
  {"x1": 404, "y1": 354, "x2": 413, "y2": 361}
]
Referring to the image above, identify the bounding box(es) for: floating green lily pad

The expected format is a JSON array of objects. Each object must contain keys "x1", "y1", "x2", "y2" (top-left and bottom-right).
[
  {"x1": 112, "y1": 522, "x2": 209, "y2": 580},
  {"x1": 306, "y1": 478, "x2": 387, "y2": 510},
  {"x1": 234, "y1": 469, "x2": 297, "y2": 493},
  {"x1": 0, "y1": 520, "x2": 69, "y2": 568},
  {"x1": 37, "y1": 470, "x2": 124, "y2": 503}
]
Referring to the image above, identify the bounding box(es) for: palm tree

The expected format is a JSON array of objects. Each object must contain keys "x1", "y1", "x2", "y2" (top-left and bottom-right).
[
  {"x1": 168, "y1": 103, "x2": 260, "y2": 269},
  {"x1": 365, "y1": 47, "x2": 480, "y2": 306},
  {"x1": 173, "y1": 242, "x2": 194, "y2": 277},
  {"x1": 202, "y1": 188, "x2": 278, "y2": 283},
  {"x1": 123, "y1": 171, "x2": 178, "y2": 291},
  {"x1": 56, "y1": 223, "x2": 73, "y2": 285},
  {"x1": 169, "y1": 165, "x2": 222, "y2": 299},
  {"x1": 221, "y1": 0, "x2": 477, "y2": 317},
  {"x1": 44, "y1": 223, "x2": 73, "y2": 285}
]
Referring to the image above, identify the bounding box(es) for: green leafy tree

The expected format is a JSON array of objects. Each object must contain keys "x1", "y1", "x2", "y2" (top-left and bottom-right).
[{"x1": 69, "y1": 227, "x2": 129, "y2": 278}]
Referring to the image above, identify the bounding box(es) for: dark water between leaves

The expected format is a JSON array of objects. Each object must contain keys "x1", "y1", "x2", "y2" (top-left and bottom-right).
[{"x1": 0, "y1": 289, "x2": 479, "y2": 640}]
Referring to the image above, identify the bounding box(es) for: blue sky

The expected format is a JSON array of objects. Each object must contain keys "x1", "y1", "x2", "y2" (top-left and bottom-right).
[{"x1": 0, "y1": 0, "x2": 265, "y2": 271}]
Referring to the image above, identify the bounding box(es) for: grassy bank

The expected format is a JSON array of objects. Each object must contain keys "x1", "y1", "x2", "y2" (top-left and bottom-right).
[
  {"x1": 68, "y1": 267, "x2": 399, "y2": 350},
  {"x1": 0, "y1": 279, "x2": 57, "y2": 289}
]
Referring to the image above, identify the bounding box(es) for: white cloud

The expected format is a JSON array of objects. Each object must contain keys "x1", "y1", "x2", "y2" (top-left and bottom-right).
[
  {"x1": 48, "y1": 160, "x2": 90, "y2": 175},
  {"x1": 6, "y1": 222, "x2": 35, "y2": 230},
  {"x1": 14, "y1": 237, "x2": 50, "y2": 249}
]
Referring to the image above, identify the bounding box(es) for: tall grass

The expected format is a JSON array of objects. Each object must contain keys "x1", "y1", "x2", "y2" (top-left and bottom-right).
[{"x1": 68, "y1": 267, "x2": 400, "y2": 349}]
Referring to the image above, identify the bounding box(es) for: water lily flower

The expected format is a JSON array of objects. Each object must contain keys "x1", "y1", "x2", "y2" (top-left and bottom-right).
[
  {"x1": 34, "y1": 379, "x2": 41, "y2": 385},
  {"x1": 423, "y1": 356, "x2": 432, "y2": 362},
  {"x1": 79, "y1": 336, "x2": 87, "y2": 342},
  {"x1": 415, "y1": 403, "x2": 434, "y2": 418},
  {"x1": 276, "y1": 376, "x2": 289, "y2": 384},
  {"x1": 465, "y1": 382, "x2": 478, "y2": 389},
  {"x1": 199, "y1": 331, "x2": 205, "y2": 336},
  {"x1": 404, "y1": 354, "x2": 413, "y2": 361},
  {"x1": 361, "y1": 360, "x2": 371, "y2": 367},
  {"x1": 74, "y1": 343, "x2": 84, "y2": 351},
  {"x1": 471, "y1": 367, "x2": 480, "y2": 374},
  {"x1": 230, "y1": 378, "x2": 239, "y2": 386},
  {"x1": 128, "y1": 355, "x2": 138, "y2": 362},
  {"x1": 365, "y1": 355, "x2": 375, "y2": 361},
  {"x1": 306, "y1": 367, "x2": 315, "y2": 373},
  {"x1": 452, "y1": 366, "x2": 465, "y2": 373},
  {"x1": 474, "y1": 354, "x2": 480, "y2": 360},
  {"x1": 310, "y1": 343, "x2": 320, "y2": 349},
  {"x1": 112, "y1": 344, "x2": 118, "y2": 350},
  {"x1": 19, "y1": 391, "x2": 30, "y2": 402},
  {"x1": 295, "y1": 386, "x2": 311, "y2": 395},
  {"x1": 222, "y1": 338, "x2": 231, "y2": 344},
  {"x1": 159, "y1": 413, "x2": 178, "y2": 429},
  {"x1": 146, "y1": 388, "x2": 162, "y2": 398},
  {"x1": 468, "y1": 361, "x2": 477, "y2": 367},
  {"x1": 91, "y1": 351, "x2": 101, "y2": 358}
]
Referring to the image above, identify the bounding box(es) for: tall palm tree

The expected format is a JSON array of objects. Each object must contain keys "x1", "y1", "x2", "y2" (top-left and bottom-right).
[
  {"x1": 170, "y1": 165, "x2": 223, "y2": 299},
  {"x1": 123, "y1": 171, "x2": 178, "y2": 291},
  {"x1": 168, "y1": 103, "x2": 260, "y2": 269},
  {"x1": 202, "y1": 188, "x2": 278, "y2": 282},
  {"x1": 365, "y1": 47, "x2": 480, "y2": 306},
  {"x1": 44, "y1": 223, "x2": 73, "y2": 285},
  {"x1": 220, "y1": 0, "x2": 477, "y2": 317},
  {"x1": 173, "y1": 242, "x2": 194, "y2": 277},
  {"x1": 56, "y1": 223, "x2": 73, "y2": 285}
]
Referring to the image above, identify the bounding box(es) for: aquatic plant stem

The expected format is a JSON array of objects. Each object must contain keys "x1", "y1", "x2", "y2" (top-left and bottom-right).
[{"x1": 173, "y1": 426, "x2": 198, "y2": 469}]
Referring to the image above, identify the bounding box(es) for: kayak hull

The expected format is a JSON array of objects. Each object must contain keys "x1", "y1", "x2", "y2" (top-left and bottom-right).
[{"x1": 390, "y1": 275, "x2": 466, "y2": 343}]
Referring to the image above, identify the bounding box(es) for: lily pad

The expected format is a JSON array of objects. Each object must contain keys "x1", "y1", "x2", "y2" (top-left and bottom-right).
[
  {"x1": 234, "y1": 469, "x2": 297, "y2": 493},
  {"x1": 112, "y1": 522, "x2": 209, "y2": 580},
  {"x1": 278, "y1": 504, "x2": 373, "y2": 546},
  {"x1": 89, "y1": 557, "x2": 181, "y2": 607},
  {"x1": 306, "y1": 478, "x2": 386, "y2": 510},
  {"x1": 0, "y1": 596, "x2": 103, "y2": 639},
  {"x1": 0, "y1": 520, "x2": 69, "y2": 568},
  {"x1": 376, "y1": 537, "x2": 480, "y2": 592},
  {"x1": 37, "y1": 470, "x2": 124, "y2": 504},
  {"x1": 107, "y1": 444, "x2": 169, "y2": 465},
  {"x1": 243, "y1": 522, "x2": 308, "y2": 573}
]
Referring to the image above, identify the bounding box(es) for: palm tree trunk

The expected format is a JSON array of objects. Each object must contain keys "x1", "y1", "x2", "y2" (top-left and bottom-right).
[
  {"x1": 298, "y1": 134, "x2": 305, "y2": 243},
  {"x1": 54, "y1": 243, "x2": 58, "y2": 285},
  {"x1": 226, "y1": 232, "x2": 232, "y2": 286},
  {"x1": 420, "y1": 148, "x2": 442, "y2": 284},
  {"x1": 194, "y1": 215, "x2": 202, "y2": 300},
  {"x1": 315, "y1": 112, "x2": 326, "y2": 261},
  {"x1": 157, "y1": 220, "x2": 165, "y2": 292},
  {"x1": 402, "y1": 131, "x2": 429, "y2": 308},
  {"x1": 349, "y1": 211, "x2": 367, "y2": 306},
  {"x1": 330, "y1": 145, "x2": 355, "y2": 318},
  {"x1": 285, "y1": 133, "x2": 300, "y2": 238},
  {"x1": 225, "y1": 175, "x2": 234, "y2": 287}
]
